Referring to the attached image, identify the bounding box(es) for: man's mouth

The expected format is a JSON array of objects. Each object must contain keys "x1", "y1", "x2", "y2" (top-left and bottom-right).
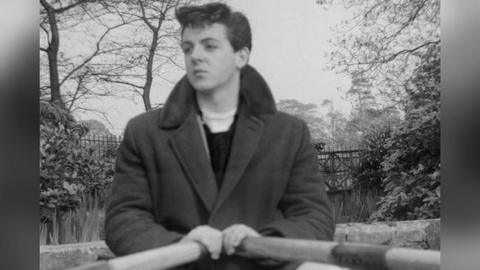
[{"x1": 193, "y1": 70, "x2": 207, "y2": 76}]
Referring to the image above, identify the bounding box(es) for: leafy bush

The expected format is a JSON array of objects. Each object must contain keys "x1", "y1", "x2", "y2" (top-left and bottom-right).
[
  {"x1": 354, "y1": 125, "x2": 392, "y2": 191},
  {"x1": 40, "y1": 101, "x2": 114, "y2": 216},
  {"x1": 370, "y1": 45, "x2": 440, "y2": 221}
]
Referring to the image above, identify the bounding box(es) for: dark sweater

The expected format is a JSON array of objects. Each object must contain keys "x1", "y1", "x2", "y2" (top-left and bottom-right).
[{"x1": 203, "y1": 116, "x2": 237, "y2": 188}]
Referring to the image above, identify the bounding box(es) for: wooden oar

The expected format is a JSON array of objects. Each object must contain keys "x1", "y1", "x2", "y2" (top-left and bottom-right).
[
  {"x1": 69, "y1": 241, "x2": 206, "y2": 270},
  {"x1": 69, "y1": 237, "x2": 440, "y2": 270},
  {"x1": 238, "y1": 237, "x2": 440, "y2": 270}
]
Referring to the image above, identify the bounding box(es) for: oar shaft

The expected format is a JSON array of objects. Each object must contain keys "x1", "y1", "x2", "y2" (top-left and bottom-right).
[
  {"x1": 69, "y1": 237, "x2": 440, "y2": 270},
  {"x1": 68, "y1": 242, "x2": 206, "y2": 270},
  {"x1": 108, "y1": 242, "x2": 205, "y2": 270},
  {"x1": 238, "y1": 237, "x2": 440, "y2": 270}
]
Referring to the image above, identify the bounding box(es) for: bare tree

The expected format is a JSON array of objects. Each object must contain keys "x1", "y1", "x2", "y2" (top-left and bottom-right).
[
  {"x1": 40, "y1": 0, "x2": 204, "y2": 127},
  {"x1": 95, "y1": 0, "x2": 199, "y2": 111},
  {"x1": 40, "y1": 0, "x2": 142, "y2": 119},
  {"x1": 319, "y1": 0, "x2": 440, "y2": 112},
  {"x1": 40, "y1": 0, "x2": 97, "y2": 110}
]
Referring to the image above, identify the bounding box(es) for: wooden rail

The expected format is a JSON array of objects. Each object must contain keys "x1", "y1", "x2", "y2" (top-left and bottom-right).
[{"x1": 69, "y1": 237, "x2": 440, "y2": 270}]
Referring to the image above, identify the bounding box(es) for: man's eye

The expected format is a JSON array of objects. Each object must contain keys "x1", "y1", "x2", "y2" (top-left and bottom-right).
[
  {"x1": 182, "y1": 47, "x2": 192, "y2": 54},
  {"x1": 205, "y1": 44, "x2": 217, "y2": 50}
]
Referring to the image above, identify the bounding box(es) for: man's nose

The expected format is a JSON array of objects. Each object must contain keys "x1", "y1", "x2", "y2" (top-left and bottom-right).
[{"x1": 191, "y1": 46, "x2": 204, "y2": 62}]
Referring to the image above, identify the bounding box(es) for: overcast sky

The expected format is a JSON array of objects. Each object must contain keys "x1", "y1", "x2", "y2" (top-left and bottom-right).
[
  {"x1": 75, "y1": 0, "x2": 353, "y2": 134},
  {"x1": 226, "y1": 0, "x2": 351, "y2": 106}
]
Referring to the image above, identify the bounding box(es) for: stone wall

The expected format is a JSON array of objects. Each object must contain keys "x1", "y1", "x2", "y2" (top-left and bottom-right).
[
  {"x1": 334, "y1": 219, "x2": 440, "y2": 250},
  {"x1": 40, "y1": 219, "x2": 440, "y2": 270},
  {"x1": 40, "y1": 241, "x2": 114, "y2": 270}
]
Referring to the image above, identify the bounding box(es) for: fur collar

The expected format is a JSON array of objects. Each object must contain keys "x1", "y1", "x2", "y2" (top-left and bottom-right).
[{"x1": 158, "y1": 65, "x2": 277, "y2": 128}]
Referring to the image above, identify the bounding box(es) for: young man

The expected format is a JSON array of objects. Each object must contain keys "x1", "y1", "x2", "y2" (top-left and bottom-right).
[{"x1": 105, "y1": 2, "x2": 334, "y2": 269}]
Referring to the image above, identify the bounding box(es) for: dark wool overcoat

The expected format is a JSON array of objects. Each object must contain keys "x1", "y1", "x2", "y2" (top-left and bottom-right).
[{"x1": 105, "y1": 65, "x2": 335, "y2": 270}]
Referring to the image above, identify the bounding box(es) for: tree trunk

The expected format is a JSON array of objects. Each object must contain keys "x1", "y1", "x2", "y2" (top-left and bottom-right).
[
  {"x1": 143, "y1": 93, "x2": 152, "y2": 111},
  {"x1": 142, "y1": 28, "x2": 159, "y2": 111},
  {"x1": 42, "y1": 0, "x2": 65, "y2": 110}
]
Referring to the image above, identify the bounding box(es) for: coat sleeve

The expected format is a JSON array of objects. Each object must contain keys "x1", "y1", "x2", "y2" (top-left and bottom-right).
[
  {"x1": 258, "y1": 121, "x2": 335, "y2": 242},
  {"x1": 105, "y1": 120, "x2": 183, "y2": 256}
]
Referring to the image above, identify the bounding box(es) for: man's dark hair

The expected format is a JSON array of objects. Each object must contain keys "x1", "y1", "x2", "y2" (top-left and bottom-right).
[{"x1": 175, "y1": 2, "x2": 252, "y2": 52}]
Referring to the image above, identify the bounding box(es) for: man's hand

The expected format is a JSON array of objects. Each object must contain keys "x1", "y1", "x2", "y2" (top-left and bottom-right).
[
  {"x1": 222, "y1": 224, "x2": 260, "y2": 255},
  {"x1": 179, "y1": 225, "x2": 223, "y2": 260}
]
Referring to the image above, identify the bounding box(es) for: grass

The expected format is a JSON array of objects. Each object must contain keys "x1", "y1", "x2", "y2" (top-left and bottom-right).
[
  {"x1": 39, "y1": 222, "x2": 48, "y2": 245},
  {"x1": 329, "y1": 188, "x2": 381, "y2": 223},
  {"x1": 40, "y1": 194, "x2": 104, "y2": 245}
]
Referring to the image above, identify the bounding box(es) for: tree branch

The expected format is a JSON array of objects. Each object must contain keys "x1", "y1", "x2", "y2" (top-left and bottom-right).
[
  {"x1": 67, "y1": 72, "x2": 87, "y2": 111},
  {"x1": 54, "y1": 0, "x2": 96, "y2": 13},
  {"x1": 363, "y1": 0, "x2": 389, "y2": 19},
  {"x1": 100, "y1": 78, "x2": 143, "y2": 89},
  {"x1": 71, "y1": 105, "x2": 114, "y2": 127},
  {"x1": 59, "y1": 21, "x2": 129, "y2": 87},
  {"x1": 348, "y1": 40, "x2": 439, "y2": 67},
  {"x1": 384, "y1": 0, "x2": 427, "y2": 42},
  {"x1": 39, "y1": 22, "x2": 51, "y2": 46},
  {"x1": 139, "y1": 1, "x2": 156, "y2": 31}
]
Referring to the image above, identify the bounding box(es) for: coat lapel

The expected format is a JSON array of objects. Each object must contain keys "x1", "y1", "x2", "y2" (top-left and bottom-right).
[
  {"x1": 168, "y1": 111, "x2": 218, "y2": 211},
  {"x1": 212, "y1": 113, "x2": 264, "y2": 213}
]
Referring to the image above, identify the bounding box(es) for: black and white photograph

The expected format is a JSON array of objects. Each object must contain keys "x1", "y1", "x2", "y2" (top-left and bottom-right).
[{"x1": 34, "y1": 0, "x2": 447, "y2": 269}]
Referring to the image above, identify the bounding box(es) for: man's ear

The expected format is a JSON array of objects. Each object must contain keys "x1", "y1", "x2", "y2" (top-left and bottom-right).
[{"x1": 235, "y1": 47, "x2": 250, "y2": 69}]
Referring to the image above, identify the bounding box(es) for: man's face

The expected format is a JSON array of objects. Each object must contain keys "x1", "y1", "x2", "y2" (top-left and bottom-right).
[{"x1": 181, "y1": 23, "x2": 247, "y2": 93}]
